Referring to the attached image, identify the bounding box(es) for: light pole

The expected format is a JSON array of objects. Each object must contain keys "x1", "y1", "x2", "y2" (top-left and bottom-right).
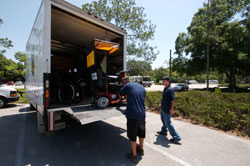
[
  {"x1": 169, "y1": 49, "x2": 172, "y2": 78},
  {"x1": 206, "y1": 0, "x2": 210, "y2": 91}
]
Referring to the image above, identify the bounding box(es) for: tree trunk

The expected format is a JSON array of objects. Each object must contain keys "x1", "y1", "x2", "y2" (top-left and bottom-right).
[
  {"x1": 231, "y1": 59, "x2": 237, "y2": 92},
  {"x1": 226, "y1": 60, "x2": 236, "y2": 92}
]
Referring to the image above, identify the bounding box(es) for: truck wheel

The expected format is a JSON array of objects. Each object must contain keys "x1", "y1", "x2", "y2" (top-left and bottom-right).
[
  {"x1": 97, "y1": 97, "x2": 109, "y2": 109},
  {"x1": 0, "y1": 97, "x2": 6, "y2": 108}
]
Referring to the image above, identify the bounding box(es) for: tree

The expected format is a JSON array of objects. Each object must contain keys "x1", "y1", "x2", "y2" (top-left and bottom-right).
[
  {"x1": 127, "y1": 60, "x2": 152, "y2": 76},
  {"x1": 0, "y1": 18, "x2": 14, "y2": 83},
  {"x1": 0, "y1": 18, "x2": 13, "y2": 56},
  {"x1": 14, "y1": 51, "x2": 26, "y2": 81},
  {"x1": 173, "y1": 0, "x2": 250, "y2": 91},
  {"x1": 82, "y1": 0, "x2": 158, "y2": 63},
  {"x1": 3, "y1": 59, "x2": 19, "y2": 81},
  {"x1": 240, "y1": 0, "x2": 250, "y2": 79},
  {"x1": 0, "y1": 19, "x2": 26, "y2": 82},
  {"x1": 153, "y1": 67, "x2": 169, "y2": 83}
]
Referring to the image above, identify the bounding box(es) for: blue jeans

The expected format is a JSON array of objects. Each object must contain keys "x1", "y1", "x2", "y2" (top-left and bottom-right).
[{"x1": 160, "y1": 110, "x2": 181, "y2": 141}]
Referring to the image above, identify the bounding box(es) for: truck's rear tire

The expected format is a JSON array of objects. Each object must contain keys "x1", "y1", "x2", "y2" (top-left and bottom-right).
[
  {"x1": 0, "y1": 97, "x2": 6, "y2": 108},
  {"x1": 97, "y1": 97, "x2": 109, "y2": 109}
]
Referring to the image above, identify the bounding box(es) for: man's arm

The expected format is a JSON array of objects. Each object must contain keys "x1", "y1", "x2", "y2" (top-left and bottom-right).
[
  {"x1": 170, "y1": 100, "x2": 175, "y2": 115},
  {"x1": 118, "y1": 84, "x2": 127, "y2": 97}
]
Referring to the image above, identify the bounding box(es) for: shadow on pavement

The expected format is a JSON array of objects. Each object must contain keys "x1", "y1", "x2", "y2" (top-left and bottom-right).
[
  {"x1": 0, "y1": 108, "x2": 140, "y2": 166},
  {"x1": 2, "y1": 103, "x2": 18, "y2": 109},
  {"x1": 19, "y1": 107, "x2": 32, "y2": 113},
  {"x1": 154, "y1": 134, "x2": 171, "y2": 148},
  {"x1": 154, "y1": 134, "x2": 182, "y2": 147}
]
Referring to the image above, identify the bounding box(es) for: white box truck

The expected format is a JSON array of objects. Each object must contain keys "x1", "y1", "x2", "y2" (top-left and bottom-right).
[{"x1": 26, "y1": 0, "x2": 127, "y2": 135}]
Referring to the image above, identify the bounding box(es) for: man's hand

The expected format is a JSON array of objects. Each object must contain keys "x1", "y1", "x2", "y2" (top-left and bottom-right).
[
  {"x1": 170, "y1": 100, "x2": 175, "y2": 115},
  {"x1": 118, "y1": 94, "x2": 124, "y2": 99},
  {"x1": 170, "y1": 108, "x2": 174, "y2": 115}
]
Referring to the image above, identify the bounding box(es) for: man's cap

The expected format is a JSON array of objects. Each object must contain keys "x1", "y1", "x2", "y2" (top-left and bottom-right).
[{"x1": 162, "y1": 76, "x2": 170, "y2": 81}]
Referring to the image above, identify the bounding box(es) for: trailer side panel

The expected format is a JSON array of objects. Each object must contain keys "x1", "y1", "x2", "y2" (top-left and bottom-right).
[{"x1": 26, "y1": 0, "x2": 51, "y2": 115}]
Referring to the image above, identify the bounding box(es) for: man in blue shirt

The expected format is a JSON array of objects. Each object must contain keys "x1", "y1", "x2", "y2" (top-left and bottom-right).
[
  {"x1": 119, "y1": 82, "x2": 146, "y2": 163},
  {"x1": 157, "y1": 76, "x2": 181, "y2": 143}
]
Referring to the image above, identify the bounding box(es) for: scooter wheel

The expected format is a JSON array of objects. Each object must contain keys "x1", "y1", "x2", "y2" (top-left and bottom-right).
[{"x1": 97, "y1": 97, "x2": 109, "y2": 109}]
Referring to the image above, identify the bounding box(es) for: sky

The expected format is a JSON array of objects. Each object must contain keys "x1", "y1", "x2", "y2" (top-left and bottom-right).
[{"x1": 0, "y1": 0, "x2": 205, "y2": 69}]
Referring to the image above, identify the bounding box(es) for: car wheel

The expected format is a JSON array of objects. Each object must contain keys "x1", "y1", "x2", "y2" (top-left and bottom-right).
[
  {"x1": 97, "y1": 97, "x2": 109, "y2": 109},
  {"x1": 0, "y1": 97, "x2": 7, "y2": 108}
]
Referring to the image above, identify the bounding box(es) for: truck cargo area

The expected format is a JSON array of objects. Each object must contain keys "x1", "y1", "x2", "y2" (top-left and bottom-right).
[
  {"x1": 26, "y1": 0, "x2": 127, "y2": 135},
  {"x1": 49, "y1": 6, "x2": 124, "y2": 108}
]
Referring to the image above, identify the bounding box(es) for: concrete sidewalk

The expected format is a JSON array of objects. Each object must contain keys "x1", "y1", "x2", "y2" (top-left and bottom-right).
[{"x1": 105, "y1": 111, "x2": 250, "y2": 166}]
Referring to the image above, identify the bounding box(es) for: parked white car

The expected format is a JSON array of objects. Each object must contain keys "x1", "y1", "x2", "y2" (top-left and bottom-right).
[
  {"x1": 204, "y1": 80, "x2": 219, "y2": 84},
  {"x1": 0, "y1": 85, "x2": 19, "y2": 108},
  {"x1": 15, "y1": 81, "x2": 24, "y2": 86},
  {"x1": 188, "y1": 80, "x2": 199, "y2": 84}
]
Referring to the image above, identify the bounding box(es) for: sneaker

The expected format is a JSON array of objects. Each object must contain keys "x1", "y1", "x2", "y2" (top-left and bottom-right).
[
  {"x1": 169, "y1": 138, "x2": 181, "y2": 144},
  {"x1": 157, "y1": 131, "x2": 167, "y2": 136},
  {"x1": 126, "y1": 153, "x2": 139, "y2": 163},
  {"x1": 136, "y1": 146, "x2": 144, "y2": 156}
]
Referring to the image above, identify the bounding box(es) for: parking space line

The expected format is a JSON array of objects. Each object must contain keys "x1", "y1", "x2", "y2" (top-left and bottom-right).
[
  {"x1": 144, "y1": 142, "x2": 192, "y2": 166},
  {"x1": 108, "y1": 117, "x2": 192, "y2": 166},
  {"x1": 15, "y1": 112, "x2": 27, "y2": 166},
  {"x1": 118, "y1": 131, "x2": 192, "y2": 166}
]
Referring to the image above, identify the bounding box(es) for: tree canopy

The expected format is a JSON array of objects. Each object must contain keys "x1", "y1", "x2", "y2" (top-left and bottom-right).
[
  {"x1": 173, "y1": 0, "x2": 250, "y2": 91},
  {"x1": 0, "y1": 19, "x2": 13, "y2": 57},
  {"x1": 82, "y1": 0, "x2": 158, "y2": 63},
  {"x1": 127, "y1": 60, "x2": 152, "y2": 76},
  {"x1": 0, "y1": 18, "x2": 25, "y2": 83}
]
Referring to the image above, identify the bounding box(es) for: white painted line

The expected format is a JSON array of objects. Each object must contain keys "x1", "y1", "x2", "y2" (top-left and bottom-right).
[
  {"x1": 15, "y1": 112, "x2": 27, "y2": 166},
  {"x1": 144, "y1": 142, "x2": 193, "y2": 166},
  {"x1": 119, "y1": 131, "x2": 192, "y2": 166}
]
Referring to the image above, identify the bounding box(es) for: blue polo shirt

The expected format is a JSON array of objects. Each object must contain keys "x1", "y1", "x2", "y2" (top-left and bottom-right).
[
  {"x1": 119, "y1": 82, "x2": 146, "y2": 120},
  {"x1": 161, "y1": 86, "x2": 175, "y2": 113}
]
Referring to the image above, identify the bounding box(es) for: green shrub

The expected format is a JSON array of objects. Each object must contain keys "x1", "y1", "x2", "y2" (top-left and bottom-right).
[
  {"x1": 145, "y1": 91, "x2": 250, "y2": 137},
  {"x1": 15, "y1": 88, "x2": 29, "y2": 104},
  {"x1": 214, "y1": 88, "x2": 222, "y2": 94}
]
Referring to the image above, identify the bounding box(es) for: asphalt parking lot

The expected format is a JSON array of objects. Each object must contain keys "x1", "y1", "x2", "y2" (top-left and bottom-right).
[
  {"x1": 145, "y1": 84, "x2": 218, "y2": 92},
  {"x1": 0, "y1": 104, "x2": 180, "y2": 166},
  {"x1": 1, "y1": 104, "x2": 250, "y2": 166}
]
